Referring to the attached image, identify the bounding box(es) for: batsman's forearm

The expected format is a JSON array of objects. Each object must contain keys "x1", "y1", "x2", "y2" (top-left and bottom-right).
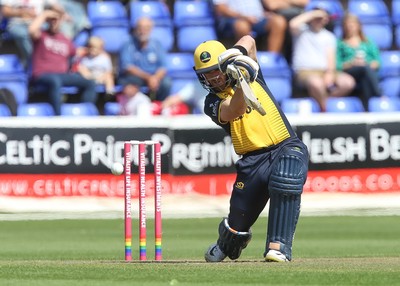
[{"x1": 234, "y1": 36, "x2": 257, "y2": 61}]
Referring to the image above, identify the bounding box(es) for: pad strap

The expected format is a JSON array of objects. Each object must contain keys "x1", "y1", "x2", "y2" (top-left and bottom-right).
[{"x1": 217, "y1": 218, "x2": 252, "y2": 260}]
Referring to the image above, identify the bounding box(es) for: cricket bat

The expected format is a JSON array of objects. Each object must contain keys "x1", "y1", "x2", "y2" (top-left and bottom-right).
[{"x1": 236, "y1": 67, "x2": 266, "y2": 116}]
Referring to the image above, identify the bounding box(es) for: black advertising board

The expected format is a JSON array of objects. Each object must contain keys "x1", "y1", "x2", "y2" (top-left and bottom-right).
[
  {"x1": 0, "y1": 126, "x2": 169, "y2": 173},
  {"x1": 0, "y1": 114, "x2": 399, "y2": 174}
]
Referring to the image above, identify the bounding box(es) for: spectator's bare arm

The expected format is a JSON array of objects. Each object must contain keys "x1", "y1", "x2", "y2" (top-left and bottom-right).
[
  {"x1": 289, "y1": 10, "x2": 327, "y2": 35},
  {"x1": 263, "y1": 0, "x2": 309, "y2": 11},
  {"x1": 1, "y1": 5, "x2": 36, "y2": 19},
  {"x1": 29, "y1": 10, "x2": 60, "y2": 40}
]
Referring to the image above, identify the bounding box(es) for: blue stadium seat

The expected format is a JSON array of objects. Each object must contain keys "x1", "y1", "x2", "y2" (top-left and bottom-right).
[
  {"x1": 0, "y1": 54, "x2": 28, "y2": 104},
  {"x1": 0, "y1": 81, "x2": 28, "y2": 105},
  {"x1": 166, "y1": 53, "x2": 196, "y2": 79},
  {"x1": 17, "y1": 103, "x2": 55, "y2": 116},
  {"x1": 396, "y1": 25, "x2": 400, "y2": 49},
  {"x1": 0, "y1": 54, "x2": 25, "y2": 74},
  {"x1": 87, "y1": 1, "x2": 129, "y2": 27},
  {"x1": 348, "y1": 0, "x2": 390, "y2": 23},
  {"x1": 368, "y1": 97, "x2": 400, "y2": 112},
  {"x1": 130, "y1": 1, "x2": 172, "y2": 27},
  {"x1": 0, "y1": 104, "x2": 12, "y2": 117},
  {"x1": 60, "y1": 103, "x2": 99, "y2": 116},
  {"x1": 90, "y1": 26, "x2": 130, "y2": 53},
  {"x1": 104, "y1": 102, "x2": 121, "y2": 116},
  {"x1": 281, "y1": 98, "x2": 321, "y2": 114},
  {"x1": 257, "y1": 52, "x2": 292, "y2": 103},
  {"x1": 326, "y1": 97, "x2": 365, "y2": 113},
  {"x1": 394, "y1": 0, "x2": 400, "y2": 48},
  {"x1": 393, "y1": 0, "x2": 400, "y2": 25},
  {"x1": 173, "y1": 1, "x2": 215, "y2": 27},
  {"x1": 379, "y1": 51, "x2": 400, "y2": 98},
  {"x1": 379, "y1": 51, "x2": 400, "y2": 78},
  {"x1": 348, "y1": 0, "x2": 392, "y2": 49},
  {"x1": 129, "y1": 1, "x2": 173, "y2": 51},
  {"x1": 150, "y1": 25, "x2": 174, "y2": 51},
  {"x1": 361, "y1": 24, "x2": 393, "y2": 50},
  {"x1": 176, "y1": 25, "x2": 217, "y2": 52},
  {"x1": 73, "y1": 29, "x2": 90, "y2": 47}
]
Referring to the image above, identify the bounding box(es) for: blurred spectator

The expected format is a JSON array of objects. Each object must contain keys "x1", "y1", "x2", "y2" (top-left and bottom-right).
[
  {"x1": 58, "y1": 0, "x2": 90, "y2": 39},
  {"x1": 117, "y1": 89, "x2": 152, "y2": 117},
  {"x1": 336, "y1": 13, "x2": 382, "y2": 110},
  {"x1": 29, "y1": 8, "x2": 97, "y2": 115},
  {"x1": 290, "y1": 8, "x2": 355, "y2": 112},
  {"x1": 118, "y1": 17, "x2": 171, "y2": 102},
  {"x1": 161, "y1": 80, "x2": 206, "y2": 114},
  {"x1": 0, "y1": 0, "x2": 64, "y2": 67},
  {"x1": 263, "y1": 0, "x2": 309, "y2": 63},
  {"x1": 212, "y1": 0, "x2": 287, "y2": 53},
  {"x1": 263, "y1": 0, "x2": 309, "y2": 20},
  {"x1": 76, "y1": 36, "x2": 115, "y2": 96}
]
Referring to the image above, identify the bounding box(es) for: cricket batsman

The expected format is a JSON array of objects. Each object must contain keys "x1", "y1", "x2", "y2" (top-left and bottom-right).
[{"x1": 193, "y1": 35, "x2": 310, "y2": 262}]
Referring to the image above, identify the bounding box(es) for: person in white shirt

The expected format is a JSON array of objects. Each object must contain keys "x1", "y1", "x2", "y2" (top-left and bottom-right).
[
  {"x1": 77, "y1": 36, "x2": 115, "y2": 96},
  {"x1": 290, "y1": 8, "x2": 355, "y2": 111}
]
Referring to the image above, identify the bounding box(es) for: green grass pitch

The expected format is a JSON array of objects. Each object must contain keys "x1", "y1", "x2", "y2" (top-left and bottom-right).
[{"x1": 0, "y1": 216, "x2": 399, "y2": 285}]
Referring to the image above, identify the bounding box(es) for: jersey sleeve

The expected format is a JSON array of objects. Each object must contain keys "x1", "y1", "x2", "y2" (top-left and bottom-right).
[{"x1": 204, "y1": 94, "x2": 221, "y2": 125}]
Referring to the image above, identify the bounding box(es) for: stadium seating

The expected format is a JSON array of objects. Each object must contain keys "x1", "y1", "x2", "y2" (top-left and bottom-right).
[
  {"x1": 90, "y1": 26, "x2": 130, "y2": 53},
  {"x1": 60, "y1": 103, "x2": 99, "y2": 116},
  {"x1": 17, "y1": 103, "x2": 55, "y2": 117},
  {"x1": 129, "y1": 1, "x2": 174, "y2": 51},
  {"x1": 379, "y1": 50, "x2": 400, "y2": 98},
  {"x1": 0, "y1": 54, "x2": 28, "y2": 104},
  {"x1": 130, "y1": 1, "x2": 172, "y2": 27},
  {"x1": 0, "y1": 103, "x2": 12, "y2": 116},
  {"x1": 150, "y1": 25, "x2": 175, "y2": 51},
  {"x1": 166, "y1": 53, "x2": 195, "y2": 79},
  {"x1": 326, "y1": 97, "x2": 365, "y2": 113},
  {"x1": 257, "y1": 52, "x2": 292, "y2": 103},
  {"x1": 103, "y1": 102, "x2": 121, "y2": 116},
  {"x1": 173, "y1": 1, "x2": 215, "y2": 27},
  {"x1": 393, "y1": 0, "x2": 400, "y2": 25},
  {"x1": 368, "y1": 97, "x2": 400, "y2": 112},
  {"x1": 348, "y1": 0, "x2": 392, "y2": 49},
  {"x1": 176, "y1": 25, "x2": 217, "y2": 52},
  {"x1": 86, "y1": 1, "x2": 130, "y2": 53},
  {"x1": 166, "y1": 52, "x2": 196, "y2": 96},
  {"x1": 87, "y1": 1, "x2": 129, "y2": 27},
  {"x1": 393, "y1": 0, "x2": 400, "y2": 48},
  {"x1": 73, "y1": 29, "x2": 90, "y2": 48},
  {"x1": 281, "y1": 98, "x2": 321, "y2": 114}
]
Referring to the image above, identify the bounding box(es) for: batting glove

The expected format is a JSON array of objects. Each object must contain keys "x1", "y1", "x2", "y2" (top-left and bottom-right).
[
  {"x1": 233, "y1": 55, "x2": 259, "y2": 83},
  {"x1": 218, "y1": 48, "x2": 242, "y2": 73},
  {"x1": 225, "y1": 64, "x2": 241, "y2": 88}
]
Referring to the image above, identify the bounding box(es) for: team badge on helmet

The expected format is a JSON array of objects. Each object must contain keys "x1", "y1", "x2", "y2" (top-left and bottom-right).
[{"x1": 200, "y1": 51, "x2": 211, "y2": 63}]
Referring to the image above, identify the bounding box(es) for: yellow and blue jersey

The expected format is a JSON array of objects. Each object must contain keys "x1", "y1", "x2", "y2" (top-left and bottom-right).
[{"x1": 204, "y1": 69, "x2": 297, "y2": 155}]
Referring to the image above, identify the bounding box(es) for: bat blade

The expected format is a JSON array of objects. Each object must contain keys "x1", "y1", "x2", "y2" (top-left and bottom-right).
[{"x1": 237, "y1": 68, "x2": 266, "y2": 116}]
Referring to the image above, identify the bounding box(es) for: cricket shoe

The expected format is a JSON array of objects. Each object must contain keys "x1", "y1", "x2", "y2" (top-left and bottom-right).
[
  {"x1": 265, "y1": 249, "x2": 289, "y2": 262},
  {"x1": 204, "y1": 243, "x2": 226, "y2": 262}
]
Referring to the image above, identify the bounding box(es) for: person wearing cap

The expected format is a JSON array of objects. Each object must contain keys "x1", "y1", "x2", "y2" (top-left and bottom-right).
[
  {"x1": 290, "y1": 8, "x2": 355, "y2": 111},
  {"x1": 193, "y1": 35, "x2": 309, "y2": 263}
]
